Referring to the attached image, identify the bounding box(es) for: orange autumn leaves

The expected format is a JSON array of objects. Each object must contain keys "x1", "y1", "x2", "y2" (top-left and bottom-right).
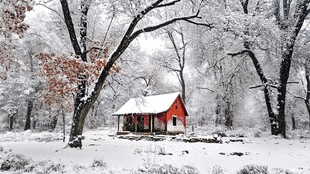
[
  {"x1": 0, "y1": 0, "x2": 32, "y2": 80},
  {"x1": 36, "y1": 48, "x2": 120, "y2": 104},
  {"x1": 1, "y1": 0, "x2": 32, "y2": 38}
]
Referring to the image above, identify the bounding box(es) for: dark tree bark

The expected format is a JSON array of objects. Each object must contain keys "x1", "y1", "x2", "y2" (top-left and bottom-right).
[
  {"x1": 304, "y1": 62, "x2": 310, "y2": 130},
  {"x1": 291, "y1": 117, "x2": 296, "y2": 130},
  {"x1": 50, "y1": 115, "x2": 58, "y2": 130},
  {"x1": 228, "y1": 0, "x2": 277, "y2": 134},
  {"x1": 59, "y1": 0, "x2": 204, "y2": 148},
  {"x1": 25, "y1": 51, "x2": 36, "y2": 131},
  {"x1": 228, "y1": 0, "x2": 310, "y2": 138},
  {"x1": 9, "y1": 111, "x2": 16, "y2": 131},
  {"x1": 274, "y1": 0, "x2": 310, "y2": 138},
  {"x1": 289, "y1": 59, "x2": 310, "y2": 130},
  {"x1": 62, "y1": 105, "x2": 66, "y2": 142},
  {"x1": 24, "y1": 99, "x2": 33, "y2": 130},
  {"x1": 9, "y1": 114, "x2": 13, "y2": 130}
]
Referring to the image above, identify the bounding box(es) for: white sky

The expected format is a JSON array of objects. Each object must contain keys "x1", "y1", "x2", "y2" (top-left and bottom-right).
[{"x1": 136, "y1": 33, "x2": 166, "y2": 54}]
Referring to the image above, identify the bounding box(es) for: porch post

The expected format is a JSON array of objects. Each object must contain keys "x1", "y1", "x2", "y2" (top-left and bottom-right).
[
  {"x1": 134, "y1": 115, "x2": 137, "y2": 132},
  {"x1": 150, "y1": 114, "x2": 153, "y2": 133},
  {"x1": 117, "y1": 116, "x2": 120, "y2": 132}
]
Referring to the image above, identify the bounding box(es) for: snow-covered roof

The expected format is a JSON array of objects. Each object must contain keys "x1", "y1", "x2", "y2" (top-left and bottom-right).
[{"x1": 113, "y1": 92, "x2": 182, "y2": 115}]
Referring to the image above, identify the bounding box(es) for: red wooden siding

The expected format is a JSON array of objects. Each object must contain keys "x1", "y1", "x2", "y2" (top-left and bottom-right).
[
  {"x1": 120, "y1": 95, "x2": 187, "y2": 133},
  {"x1": 166, "y1": 96, "x2": 187, "y2": 127}
]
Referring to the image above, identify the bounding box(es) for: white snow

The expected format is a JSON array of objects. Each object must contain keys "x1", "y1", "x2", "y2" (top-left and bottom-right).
[
  {"x1": 1, "y1": 128, "x2": 310, "y2": 173},
  {"x1": 113, "y1": 92, "x2": 181, "y2": 115}
]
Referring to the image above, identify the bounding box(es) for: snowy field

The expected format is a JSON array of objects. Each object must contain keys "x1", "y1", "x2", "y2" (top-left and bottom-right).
[{"x1": 0, "y1": 128, "x2": 310, "y2": 174}]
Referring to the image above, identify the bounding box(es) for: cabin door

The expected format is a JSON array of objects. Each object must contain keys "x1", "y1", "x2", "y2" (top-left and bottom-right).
[{"x1": 137, "y1": 116, "x2": 144, "y2": 132}]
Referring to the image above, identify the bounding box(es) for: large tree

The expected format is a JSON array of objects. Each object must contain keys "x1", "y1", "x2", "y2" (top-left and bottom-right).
[
  {"x1": 57, "y1": 0, "x2": 204, "y2": 148},
  {"x1": 228, "y1": 0, "x2": 310, "y2": 137}
]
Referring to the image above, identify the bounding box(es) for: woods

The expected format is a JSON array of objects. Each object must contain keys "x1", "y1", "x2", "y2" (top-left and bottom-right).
[{"x1": 1, "y1": 0, "x2": 310, "y2": 146}]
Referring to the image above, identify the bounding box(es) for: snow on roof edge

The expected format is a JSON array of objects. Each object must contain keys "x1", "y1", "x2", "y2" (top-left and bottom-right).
[{"x1": 112, "y1": 92, "x2": 181, "y2": 116}]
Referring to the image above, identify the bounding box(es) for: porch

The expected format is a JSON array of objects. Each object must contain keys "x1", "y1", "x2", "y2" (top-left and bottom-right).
[{"x1": 116, "y1": 114, "x2": 166, "y2": 134}]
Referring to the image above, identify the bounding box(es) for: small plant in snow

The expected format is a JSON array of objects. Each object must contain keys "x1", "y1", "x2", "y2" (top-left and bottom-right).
[
  {"x1": 270, "y1": 168, "x2": 301, "y2": 174},
  {"x1": 180, "y1": 165, "x2": 199, "y2": 174},
  {"x1": 134, "y1": 148, "x2": 142, "y2": 155},
  {"x1": 212, "y1": 165, "x2": 227, "y2": 174},
  {"x1": 0, "y1": 153, "x2": 32, "y2": 171},
  {"x1": 157, "y1": 146, "x2": 172, "y2": 155},
  {"x1": 237, "y1": 164, "x2": 268, "y2": 174},
  {"x1": 91, "y1": 158, "x2": 107, "y2": 168},
  {"x1": 33, "y1": 160, "x2": 65, "y2": 174},
  {"x1": 137, "y1": 163, "x2": 198, "y2": 174},
  {"x1": 73, "y1": 164, "x2": 87, "y2": 173}
]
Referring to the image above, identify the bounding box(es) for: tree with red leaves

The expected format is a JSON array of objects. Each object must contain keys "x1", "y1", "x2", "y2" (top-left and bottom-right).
[{"x1": 0, "y1": 0, "x2": 32, "y2": 79}]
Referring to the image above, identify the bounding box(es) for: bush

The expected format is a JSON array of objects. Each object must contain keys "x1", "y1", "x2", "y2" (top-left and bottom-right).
[
  {"x1": 137, "y1": 163, "x2": 198, "y2": 174},
  {"x1": 180, "y1": 165, "x2": 199, "y2": 174},
  {"x1": 34, "y1": 160, "x2": 65, "y2": 174},
  {"x1": 0, "y1": 153, "x2": 32, "y2": 171},
  {"x1": 91, "y1": 158, "x2": 107, "y2": 168},
  {"x1": 237, "y1": 165, "x2": 268, "y2": 174},
  {"x1": 0, "y1": 150, "x2": 65, "y2": 173},
  {"x1": 212, "y1": 165, "x2": 226, "y2": 174}
]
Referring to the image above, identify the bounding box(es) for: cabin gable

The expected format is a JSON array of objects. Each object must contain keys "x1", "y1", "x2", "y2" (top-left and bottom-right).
[{"x1": 166, "y1": 96, "x2": 187, "y2": 134}]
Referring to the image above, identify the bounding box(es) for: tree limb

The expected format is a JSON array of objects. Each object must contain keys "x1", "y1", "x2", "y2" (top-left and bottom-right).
[
  {"x1": 227, "y1": 50, "x2": 250, "y2": 57},
  {"x1": 197, "y1": 87, "x2": 215, "y2": 92},
  {"x1": 37, "y1": 3, "x2": 65, "y2": 21},
  {"x1": 287, "y1": 90, "x2": 306, "y2": 101},
  {"x1": 85, "y1": 47, "x2": 102, "y2": 54},
  {"x1": 60, "y1": 0, "x2": 82, "y2": 56},
  {"x1": 156, "y1": 0, "x2": 181, "y2": 8},
  {"x1": 183, "y1": 19, "x2": 213, "y2": 28},
  {"x1": 130, "y1": 11, "x2": 200, "y2": 40}
]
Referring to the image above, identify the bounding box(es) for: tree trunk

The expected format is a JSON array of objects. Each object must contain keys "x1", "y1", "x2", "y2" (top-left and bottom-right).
[
  {"x1": 32, "y1": 115, "x2": 36, "y2": 130},
  {"x1": 305, "y1": 64, "x2": 310, "y2": 130},
  {"x1": 245, "y1": 50, "x2": 278, "y2": 135},
  {"x1": 238, "y1": 1, "x2": 278, "y2": 135},
  {"x1": 180, "y1": 72, "x2": 186, "y2": 103},
  {"x1": 67, "y1": 0, "x2": 90, "y2": 148},
  {"x1": 62, "y1": 106, "x2": 66, "y2": 142},
  {"x1": 88, "y1": 105, "x2": 98, "y2": 129},
  {"x1": 50, "y1": 115, "x2": 58, "y2": 131},
  {"x1": 291, "y1": 117, "x2": 296, "y2": 130},
  {"x1": 24, "y1": 99, "x2": 33, "y2": 130},
  {"x1": 236, "y1": 0, "x2": 310, "y2": 138},
  {"x1": 9, "y1": 115, "x2": 13, "y2": 130},
  {"x1": 9, "y1": 112, "x2": 15, "y2": 131},
  {"x1": 59, "y1": 0, "x2": 202, "y2": 148},
  {"x1": 224, "y1": 99, "x2": 233, "y2": 129},
  {"x1": 306, "y1": 102, "x2": 310, "y2": 131},
  {"x1": 166, "y1": 29, "x2": 186, "y2": 103},
  {"x1": 274, "y1": 0, "x2": 310, "y2": 138}
]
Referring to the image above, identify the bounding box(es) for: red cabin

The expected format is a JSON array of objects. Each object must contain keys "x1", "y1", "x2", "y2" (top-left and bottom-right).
[{"x1": 113, "y1": 92, "x2": 188, "y2": 134}]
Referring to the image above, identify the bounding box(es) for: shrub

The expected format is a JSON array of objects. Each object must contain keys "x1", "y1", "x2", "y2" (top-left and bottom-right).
[
  {"x1": 237, "y1": 165, "x2": 268, "y2": 174},
  {"x1": 212, "y1": 165, "x2": 225, "y2": 174},
  {"x1": 0, "y1": 153, "x2": 32, "y2": 171},
  {"x1": 137, "y1": 163, "x2": 198, "y2": 174},
  {"x1": 34, "y1": 160, "x2": 65, "y2": 174},
  {"x1": 91, "y1": 158, "x2": 107, "y2": 168}
]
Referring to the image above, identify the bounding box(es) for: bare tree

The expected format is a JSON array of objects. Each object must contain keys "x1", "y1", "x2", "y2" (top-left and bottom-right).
[
  {"x1": 228, "y1": 0, "x2": 310, "y2": 138},
  {"x1": 59, "y1": 0, "x2": 205, "y2": 148},
  {"x1": 164, "y1": 27, "x2": 187, "y2": 102}
]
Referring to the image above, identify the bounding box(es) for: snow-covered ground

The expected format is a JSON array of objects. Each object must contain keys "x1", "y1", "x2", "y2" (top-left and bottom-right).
[{"x1": 0, "y1": 128, "x2": 310, "y2": 174}]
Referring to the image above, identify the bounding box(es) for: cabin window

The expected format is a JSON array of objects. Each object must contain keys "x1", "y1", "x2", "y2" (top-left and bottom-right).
[
  {"x1": 172, "y1": 116, "x2": 177, "y2": 126},
  {"x1": 175, "y1": 100, "x2": 178, "y2": 110}
]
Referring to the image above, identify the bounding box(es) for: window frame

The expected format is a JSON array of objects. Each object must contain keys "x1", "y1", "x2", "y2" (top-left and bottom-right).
[{"x1": 172, "y1": 116, "x2": 177, "y2": 126}]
